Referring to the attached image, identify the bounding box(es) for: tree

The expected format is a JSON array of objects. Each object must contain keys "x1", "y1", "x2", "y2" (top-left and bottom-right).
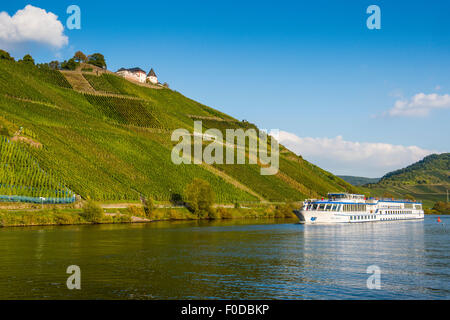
[
  {"x1": 19, "y1": 54, "x2": 35, "y2": 65},
  {"x1": 61, "y1": 58, "x2": 78, "y2": 70},
  {"x1": 80, "y1": 199, "x2": 104, "y2": 223},
  {"x1": 49, "y1": 61, "x2": 60, "y2": 70},
  {"x1": 73, "y1": 51, "x2": 87, "y2": 63},
  {"x1": 143, "y1": 195, "x2": 156, "y2": 218},
  {"x1": 185, "y1": 178, "x2": 215, "y2": 218},
  {"x1": 88, "y1": 53, "x2": 106, "y2": 69},
  {"x1": 0, "y1": 50, "x2": 14, "y2": 61}
]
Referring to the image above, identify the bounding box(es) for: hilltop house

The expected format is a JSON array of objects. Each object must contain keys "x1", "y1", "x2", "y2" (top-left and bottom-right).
[
  {"x1": 116, "y1": 67, "x2": 147, "y2": 83},
  {"x1": 116, "y1": 67, "x2": 158, "y2": 84}
]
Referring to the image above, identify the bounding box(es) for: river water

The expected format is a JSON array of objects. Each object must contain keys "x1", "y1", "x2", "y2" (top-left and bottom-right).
[{"x1": 0, "y1": 215, "x2": 449, "y2": 299}]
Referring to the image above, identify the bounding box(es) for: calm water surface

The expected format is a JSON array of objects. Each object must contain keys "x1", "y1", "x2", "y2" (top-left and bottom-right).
[{"x1": 0, "y1": 215, "x2": 449, "y2": 299}]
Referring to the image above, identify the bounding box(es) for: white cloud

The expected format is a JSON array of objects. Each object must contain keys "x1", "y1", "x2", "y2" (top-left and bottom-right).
[
  {"x1": 387, "y1": 93, "x2": 450, "y2": 117},
  {"x1": 0, "y1": 5, "x2": 68, "y2": 49},
  {"x1": 275, "y1": 131, "x2": 436, "y2": 177}
]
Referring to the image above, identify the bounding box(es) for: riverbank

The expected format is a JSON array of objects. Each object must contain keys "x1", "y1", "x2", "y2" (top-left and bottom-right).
[{"x1": 0, "y1": 204, "x2": 297, "y2": 228}]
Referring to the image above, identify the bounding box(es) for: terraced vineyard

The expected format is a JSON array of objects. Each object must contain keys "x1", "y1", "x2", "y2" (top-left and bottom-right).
[
  {"x1": 0, "y1": 58, "x2": 359, "y2": 203},
  {"x1": 0, "y1": 137, "x2": 74, "y2": 202}
]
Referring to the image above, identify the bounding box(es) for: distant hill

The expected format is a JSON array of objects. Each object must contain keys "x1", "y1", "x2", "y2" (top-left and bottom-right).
[
  {"x1": 0, "y1": 57, "x2": 360, "y2": 204},
  {"x1": 364, "y1": 153, "x2": 450, "y2": 207},
  {"x1": 338, "y1": 175, "x2": 380, "y2": 186},
  {"x1": 379, "y1": 153, "x2": 450, "y2": 185}
]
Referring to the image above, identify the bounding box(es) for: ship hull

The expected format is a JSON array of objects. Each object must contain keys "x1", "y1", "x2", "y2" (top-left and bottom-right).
[{"x1": 294, "y1": 210, "x2": 424, "y2": 224}]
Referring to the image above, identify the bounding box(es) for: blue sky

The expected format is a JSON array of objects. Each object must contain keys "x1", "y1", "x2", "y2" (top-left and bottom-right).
[{"x1": 1, "y1": 0, "x2": 449, "y2": 177}]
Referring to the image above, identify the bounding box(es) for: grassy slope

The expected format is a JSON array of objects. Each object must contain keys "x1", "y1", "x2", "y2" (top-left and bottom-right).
[
  {"x1": 0, "y1": 60, "x2": 359, "y2": 203},
  {"x1": 364, "y1": 153, "x2": 450, "y2": 208}
]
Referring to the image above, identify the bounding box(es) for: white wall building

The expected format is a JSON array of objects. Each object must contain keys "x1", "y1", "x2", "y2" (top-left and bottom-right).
[{"x1": 116, "y1": 67, "x2": 147, "y2": 83}]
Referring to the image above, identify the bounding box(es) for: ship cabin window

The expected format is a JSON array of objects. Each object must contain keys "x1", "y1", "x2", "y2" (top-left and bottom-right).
[
  {"x1": 312, "y1": 204, "x2": 318, "y2": 210},
  {"x1": 318, "y1": 204, "x2": 325, "y2": 211}
]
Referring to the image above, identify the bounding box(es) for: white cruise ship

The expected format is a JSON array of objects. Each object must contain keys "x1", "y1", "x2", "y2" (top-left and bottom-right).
[{"x1": 294, "y1": 193, "x2": 424, "y2": 224}]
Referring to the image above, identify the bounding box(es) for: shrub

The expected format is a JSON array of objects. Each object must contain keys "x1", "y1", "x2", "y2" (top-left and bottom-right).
[
  {"x1": 113, "y1": 214, "x2": 132, "y2": 223},
  {"x1": 0, "y1": 50, "x2": 14, "y2": 61},
  {"x1": 168, "y1": 209, "x2": 184, "y2": 220},
  {"x1": 126, "y1": 205, "x2": 145, "y2": 217},
  {"x1": 185, "y1": 178, "x2": 215, "y2": 218},
  {"x1": 217, "y1": 207, "x2": 233, "y2": 219},
  {"x1": 274, "y1": 203, "x2": 296, "y2": 218},
  {"x1": 19, "y1": 54, "x2": 34, "y2": 65},
  {"x1": 61, "y1": 58, "x2": 78, "y2": 70},
  {"x1": 81, "y1": 199, "x2": 104, "y2": 223},
  {"x1": 143, "y1": 196, "x2": 155, "y2": 218},
  {"x1": 432, "y1": 201, "x2": 450, "y2": 214},
  {"x1": 208, "y1": 208, "x2": 220, "y2": 220}
]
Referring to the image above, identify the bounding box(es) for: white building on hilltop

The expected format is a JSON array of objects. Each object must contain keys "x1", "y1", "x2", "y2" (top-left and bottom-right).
[
  {"x1": 116, "y1": 67, "x2": 147, "y2": 83},
  {"x1": 147, "y1": 68, "x2": 158, "y2": 84}
]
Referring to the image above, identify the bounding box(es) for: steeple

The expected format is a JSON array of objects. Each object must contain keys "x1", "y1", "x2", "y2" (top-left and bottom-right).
[{"x1": 148, "y1": 68, "x2": 156, "y2": 77}]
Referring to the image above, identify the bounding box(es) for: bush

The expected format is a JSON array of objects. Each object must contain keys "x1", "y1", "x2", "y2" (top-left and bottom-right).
[
  {"x1": 0, "y1": 50, "x2": 14, "y2": 61},
  {"x1": 208, "y1": 208, "x2": 220, "y2": 220},
  {"x1": 143, "y1": 196, "x2": 155, "y2": 218},
  {"x1": 19, "y1": 54, "x2": 34, "y2": 65},
  {"x1": 274, "y1": 203, "x2": 296, "y2": 218},
  {"x1": 217, "y1": 207, "x2": 233, "y2": 219},
  {"x1": 168, "y1": 209, "x2": 184, "y2": 220},
  {"x1": 126, "y1": 205, "x2": 145, "y2": 217},
  {"x1": 432, "y1": 201, "x2": 450, "y2": 214},
  {"x1": 185, "y1": 178, "x2": 215, "y2": 218},
  {"x1": 113, "y1": 214, "x2": 132, "y2": 223},
  {"x1": 81, "y1": 199, "x2": 104, "y2": 223},
  {"x1": 61, "y1": 58, "x2": 79, "y2": 70}
]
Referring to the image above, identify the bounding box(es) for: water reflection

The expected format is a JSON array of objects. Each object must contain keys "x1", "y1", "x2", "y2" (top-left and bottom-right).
[{"x1": 0, "y1": 216, "x2": 448, "y2": 299}]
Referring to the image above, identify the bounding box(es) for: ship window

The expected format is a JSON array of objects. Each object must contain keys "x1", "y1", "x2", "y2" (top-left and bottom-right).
[
  {"x1": 331, "y1": 204, "x2": 336, "y2": 211},
  {"x1": 312, "y1": 204, "x2": 318, "y2": 210},
  {"x1": 318, "y1": 204, "x2": 325, "y2": 210}
]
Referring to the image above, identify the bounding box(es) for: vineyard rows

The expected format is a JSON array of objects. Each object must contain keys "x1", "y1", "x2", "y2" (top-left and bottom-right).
[{"x1": 0, "y1": 137, "x2": 75, "y2": 201}]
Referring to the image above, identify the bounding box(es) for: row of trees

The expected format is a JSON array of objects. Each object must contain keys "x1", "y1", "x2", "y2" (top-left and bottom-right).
[
  {"x1": 0, "y1": 49, "x2": 106, "y2": 71},
  {"x1": 46, "y1": 51, "x2": 107, "y2": 71},
  {"x1": 0, "y1": 50, "x2": 35, "y2": 65}
]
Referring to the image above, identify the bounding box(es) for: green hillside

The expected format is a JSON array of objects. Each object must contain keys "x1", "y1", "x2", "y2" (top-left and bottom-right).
[
  {"x1": 337, "y1": 175, "x2": 380, "y2": 186},
  {"x1": 364, "y1": 153, "x2": 450, "y2": 208},
  {"x1": 0, "y1": 57, "x2": 359, "y2": 204}
]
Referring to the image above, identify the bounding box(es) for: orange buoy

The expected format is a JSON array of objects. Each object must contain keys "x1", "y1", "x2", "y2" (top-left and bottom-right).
[{"x1": 437, "y1": 217, "x2": 441, "y2": 223}]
